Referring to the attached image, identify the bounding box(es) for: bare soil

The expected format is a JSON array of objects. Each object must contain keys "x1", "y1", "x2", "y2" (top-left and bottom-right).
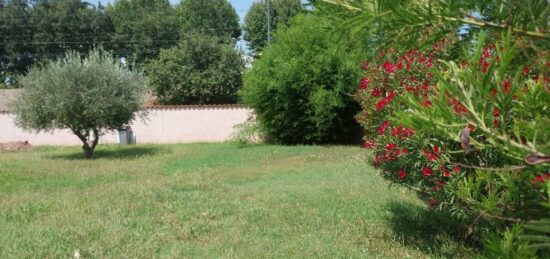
[{"x1": 0, "y1": 141, "x2": 33, "y2": 152}]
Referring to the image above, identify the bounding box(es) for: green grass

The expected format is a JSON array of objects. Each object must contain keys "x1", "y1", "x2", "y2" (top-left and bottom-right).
[{"x1": 0, "y1": 143, "x2": 477, "y2": 258}]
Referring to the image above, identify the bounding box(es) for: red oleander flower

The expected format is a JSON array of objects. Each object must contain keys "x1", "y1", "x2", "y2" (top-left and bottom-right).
[
  {"x1": 402, "y1": 148, "x2": 409, "y2": 155},
  {"x1": 386, "y1": 143, "x2": 398, "y2": 151},
  {"x1": 375, "y1": 100, "x2": 386, "y2": 111},
  {"x1": 490, "y1": 89, "x2": 497, "y2": 96},
  {"x1": 523, "y1": 66, "x2": 530, "y2": 75},
  {"x1": 378, "y1": 120, "x2": 390, "y2": 135},
  {"x1": 362, "y1": 61, "x2": 369, "y2": 70},
  {"x1": 375, "y1": 90, "x2": 396, "y2": 111},
  {"x1": 423, "y1": 150, "x2": 438, "y2": 160},
  {"x1": 390, "y1": 126, "x2": 402, "y2": 137},
  {"x1": 399, "y1": 169, "x2": 407, "y2": 179},
  {"x1": 371, "y1": 88, "x2": 381, "y2": 97},
  {"x1": 359, "y1": 78, "x2": 371, "y2": 90},
  {"x1": 493, "y1": 119, "x2": 500, "y2": 127},
  {"x1": 428, "y1": 197, "x2": 438, "y2": 207},
  {"x1": 422, "y1": 80, "x2": 429, "y2": 91},
  {"x1": 530, "y1": 174, "x2": 550, "y2": 185},
  {"x1": 493, "y1": 108, "x2": 500, "y2": 117},
  {"x1": 402, "y1": 128, "x2": 415, "y2": 137},
  {"x1": 450, "y1": 98, "x2": 468, "y2": 115},
  {"x1": 423, "y1": 99, "x2": 432, "y2": 107},
  {"x1": 362, "y1": 139, "x2": 377, "y2": 149},
  {"x1": 454, "y1": 166, "x2": 461, "y2": 173},
  {"x1": 503, "y1": 80, "x2": 510, "y2": 94},
  {"x1": 387, "y1": 90, "x2": 395, "y2": 100},
  {"x1": 423, "y1": 167, "x2": 433, "y2": 177},
  {"x1": 383, "y1": 61, "x2": 396, "y2": 74},
  {"x1": 482, "y1": 62, "x2": 490, "y2": 74},
  {"x1": 444, "y1": 170, "x2": 450, "y2": 177}
]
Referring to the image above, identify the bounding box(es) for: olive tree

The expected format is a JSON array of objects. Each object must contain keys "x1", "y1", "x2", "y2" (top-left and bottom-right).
[{"x1": 14, "y1": 49, "x2": 147, "y2": 158}]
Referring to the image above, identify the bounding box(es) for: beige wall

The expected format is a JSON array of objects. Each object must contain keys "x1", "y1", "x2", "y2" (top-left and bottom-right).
[{"x1": 0, "y1": 107, "x2": 252, "y2": 146}]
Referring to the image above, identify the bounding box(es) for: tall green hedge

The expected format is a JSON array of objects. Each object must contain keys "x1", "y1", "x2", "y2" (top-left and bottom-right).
[{"x1": 240, "y1": 14, "x2": 364, "y2": 144}]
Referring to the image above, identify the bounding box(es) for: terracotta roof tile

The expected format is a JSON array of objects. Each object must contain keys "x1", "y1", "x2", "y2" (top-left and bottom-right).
[{"x1": 144, "y1": 104, "x2": 249, "y2": 110}]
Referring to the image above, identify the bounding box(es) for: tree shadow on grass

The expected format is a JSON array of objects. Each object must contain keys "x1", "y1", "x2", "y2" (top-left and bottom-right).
[
  {"x1": 48, "y1": 146, "x2": 166, "y2": 160},
  {"x1": 385, "y1": 200, "x2": 480, "y2": 257}
]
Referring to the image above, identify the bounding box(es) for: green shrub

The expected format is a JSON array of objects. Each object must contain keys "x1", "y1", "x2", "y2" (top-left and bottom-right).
[
  {"x1": 231, "y1": 115, "x2": 265, "y2": 147},
  {"x1": 240, "y1": 14, "x2": 363, "y2": 144}
]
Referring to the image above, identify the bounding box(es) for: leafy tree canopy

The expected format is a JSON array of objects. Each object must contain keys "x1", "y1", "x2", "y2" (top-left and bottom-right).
[
  {"x1": 147, "y1": 33, "x2": 244, "y2": 105},
  {"x1": 106, "y1": 0, "x2": 179, "y2": 66},
  {"x1": 314, "y1": 0, "x2": 550, "y2": 56},
  {"x1": 177, "y1": 0, "x2": 241, "y2": 40},
  {"x1": 0, "y1": 0, "x2": 114, "y2": 86},
  {"x1": 243, "y1": 0, "x2": 303, "y2": 55}
]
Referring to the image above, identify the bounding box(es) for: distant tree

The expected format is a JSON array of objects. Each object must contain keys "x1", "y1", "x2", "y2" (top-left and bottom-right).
[
  {"x1": 243, "y1": 0, "x2": 303, "y2": 55},
  {"x1": 0, "y1": 0, "x2": 114, "y2": 87},
  {"x1": 107, "y1": 0, "x2": 179, "y2": 66},
  {"x1": 177, "y1": 0, "x2": 241, "y2": 40},
  {"x1": 31, "y1": 0, "x2": 114, "y2": 55},
  {"x1": 147, "y1": 34, "x2": 244, "y2": 104},
  {"x1": 0, "y1": 0, "x2": 34, "y2": 86},
  {"x1": 14, "y1": 49, "x2": 147, "y2": 158}
]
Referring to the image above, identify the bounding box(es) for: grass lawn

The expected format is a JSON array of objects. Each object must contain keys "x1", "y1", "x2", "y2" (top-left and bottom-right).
[{"x1": 0, "y1": 143, "x2": 477, "y2": 258}]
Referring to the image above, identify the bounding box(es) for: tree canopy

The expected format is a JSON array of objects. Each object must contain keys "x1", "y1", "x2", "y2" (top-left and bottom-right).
[
  {"x1": 106, "y1": 0, "x2": 179, "y2": 66},
  {"x1": 0, "y1": 0, "x2": 114, "y2": 87},
  {"x1": 243, "y1": 0, "x2": 303, "y2": 55},
  {"x1": 147, "y1": 33, "x2": 244, "y2": 105},
  {"x1": 177, "y1": 0, "x2": 241, "y2": 41}
]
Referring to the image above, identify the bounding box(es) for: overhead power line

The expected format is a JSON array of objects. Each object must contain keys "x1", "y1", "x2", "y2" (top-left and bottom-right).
[
  {"x1": 0, "y1": 9, "x2": 250, "y2": 20},
  {"x1": 0, "y1": 26, "x2": 243, "y2": 46}
]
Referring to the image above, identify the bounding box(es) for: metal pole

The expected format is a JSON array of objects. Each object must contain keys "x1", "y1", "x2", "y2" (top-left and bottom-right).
[{"x1": 266, "y1": 0, "x2": 272, "y2": 43}]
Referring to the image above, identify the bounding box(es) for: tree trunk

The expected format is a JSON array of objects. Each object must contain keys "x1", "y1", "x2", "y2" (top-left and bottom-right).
[
  {"x1": 73, "y1": 128, "x2": 100, "y2": 159},
  {"x1": 83, "y1": 144, "x2": 93, "y2": 159}
]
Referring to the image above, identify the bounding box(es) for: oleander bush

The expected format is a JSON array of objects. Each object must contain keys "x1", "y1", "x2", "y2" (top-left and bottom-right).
[{"x1": 355, "y1": 32, "x2": 550, "y2": 256}]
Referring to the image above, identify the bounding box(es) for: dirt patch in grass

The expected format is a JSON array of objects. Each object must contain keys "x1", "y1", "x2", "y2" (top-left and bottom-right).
[{"x1": 0, "y1": 141, "x2": 33, "y2": 152}]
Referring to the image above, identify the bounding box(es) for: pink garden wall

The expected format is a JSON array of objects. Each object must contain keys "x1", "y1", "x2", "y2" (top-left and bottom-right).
[{"x1": 0, "y1": 106, "x2": 252, "y2": 146}]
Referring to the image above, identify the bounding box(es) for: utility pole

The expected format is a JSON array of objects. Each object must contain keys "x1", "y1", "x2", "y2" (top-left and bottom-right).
[{"x1": 265, "y1": 0, "x2": 272, "y2": 44}]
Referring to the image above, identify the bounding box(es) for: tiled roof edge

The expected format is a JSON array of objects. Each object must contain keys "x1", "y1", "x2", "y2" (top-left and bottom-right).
[
  {"x1": 143, "y1": 104, "x2": 250, "y2": 110},
  {"x1": 0, "y1": 105, "x2": 251, "y2": 114}
]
